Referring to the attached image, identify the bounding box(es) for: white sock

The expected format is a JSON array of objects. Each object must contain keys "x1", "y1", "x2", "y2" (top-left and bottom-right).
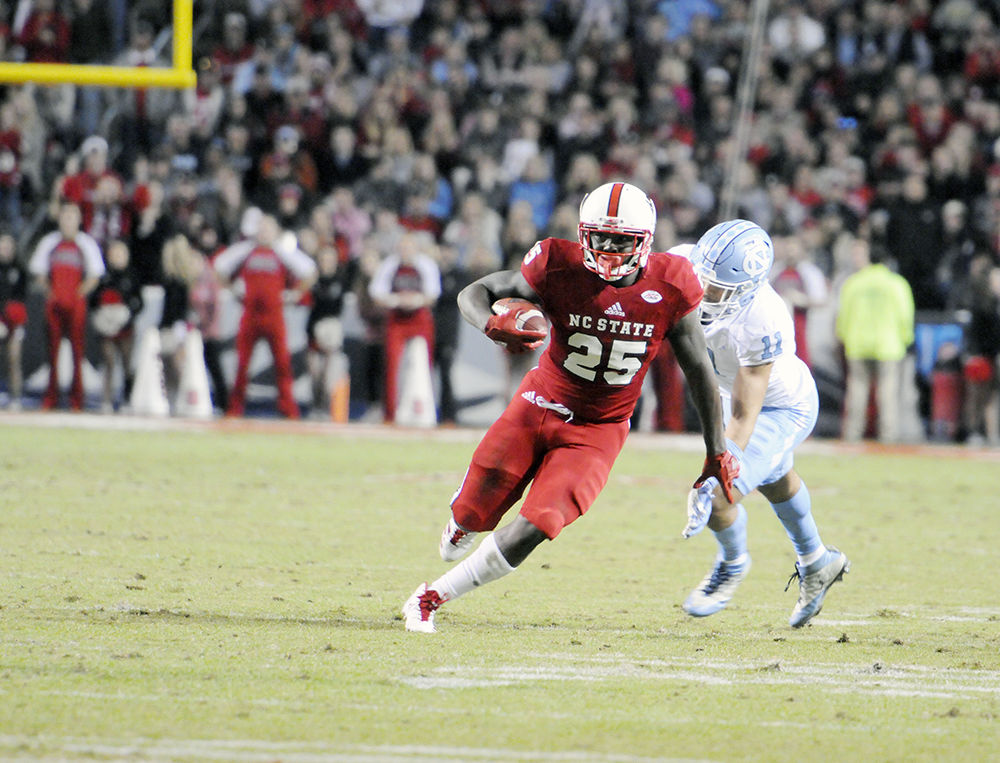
[
  {"x1": 430, "y1": 533, "x2": 515, "y2": 602},
  {"x1": 799, "y1": 545, "x2": 827, "y2": 568}
]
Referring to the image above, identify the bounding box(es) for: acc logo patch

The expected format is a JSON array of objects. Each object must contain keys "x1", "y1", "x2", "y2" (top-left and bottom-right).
[{"x1": 641, "y1": 290, "x2": 663, "y2": 303}]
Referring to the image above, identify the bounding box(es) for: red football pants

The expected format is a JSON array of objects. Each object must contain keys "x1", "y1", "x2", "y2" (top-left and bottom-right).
[
  {"x1": 43, "y1": 298, "x2": 88, "y2": 410},
  {"x1": 228, "y1": 309, "x2": 299, "y2": 419},
  {"x1": 450, "y1": 371, "x2": 630, "y2": 540},
  {"x1": 383, "y1": 309, "x2": 434, "y2": 423}
]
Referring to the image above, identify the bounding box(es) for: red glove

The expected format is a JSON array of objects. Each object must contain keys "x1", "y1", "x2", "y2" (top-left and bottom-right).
[
  {"x1": 694, "y1": 450, "x2": 740, "y2": 504},
  {"x1": 484, "y1": 312, "x2": 547, "y2": 354}
]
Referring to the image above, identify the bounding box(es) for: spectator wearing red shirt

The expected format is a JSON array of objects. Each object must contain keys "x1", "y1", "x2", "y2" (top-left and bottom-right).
[
  {"x1": 328, "y1": 186, "x2": 372, "y2": 261},
  {"x1": 0, "y1": 232, "x2": 28, "y2": 410},
  {"x1": 59, "y1": 136, "x2": 125, "y2": 236},
  {"x1": 963, "y1": 14, "x2": 1000, "y2": 91},
  {"x1": 184, "y1": 58, "x2": 226, "y2": 149},
  {"x1": 17, "y1": 0, "x2": 70, "y2": 63},
  {"x1": 906, "y1": 75, "x2": 956, "y2": 155},
  {"x1": 0, "y1": 9, "x2": 11, "y2": 61},
  {"x1": 305, "y1": 0, "x2": 366, "y2": 40},
  {"x1": 399, "y1": 193, "x2": 442, "y2": 239},
  {"x1": 211, "y1": 13, "x2": 255, "y2": 87},
  {"x1": 771, "y1": 234, "x2": 829, "y2": 370},
  {"x1": 268, "y1": 76, "x2": 328, "y2": 158},
  {"x1": 0, "y1": 100, "x2": 23, "y2": 234},
  {"x1": 28, "y1": 202, "x2": 106, "y2": 411},
  {"x1": 113, "y1": 20, "x2": 179, "y2": 165},
  {"x1": 214, "y1": 212, "x2": 317, "y2": 419}
]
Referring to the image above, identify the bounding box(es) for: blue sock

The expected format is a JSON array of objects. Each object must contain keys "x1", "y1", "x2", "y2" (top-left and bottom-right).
[
  {"x1": 713, "y1": 503, "x2": 748, "y2": 563},
  {"x1": 770, "y1": 482, "x2": 823, "y2": 560}
]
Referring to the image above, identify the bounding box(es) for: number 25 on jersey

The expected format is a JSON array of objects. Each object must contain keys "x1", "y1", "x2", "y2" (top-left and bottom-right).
[{"x1": 563, "y1": 332, "x2": 646, "y2": 385}]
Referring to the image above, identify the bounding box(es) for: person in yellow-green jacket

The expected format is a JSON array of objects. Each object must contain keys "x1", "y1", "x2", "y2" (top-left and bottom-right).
[{"x1": 836, "y1": 238, "x2": 915, "y2": 442}]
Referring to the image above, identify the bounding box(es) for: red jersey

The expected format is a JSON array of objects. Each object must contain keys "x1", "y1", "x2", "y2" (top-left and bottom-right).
[
  {"x1": 521, "y1": 237, "x2": 702, "y2": 423},
  {"x1": 214, "y1": 239, "x2": 316, "y2": 313},
  {"x1": 28, "y1": 230, "x2": 105, "y2": 307},
  {"x1": 235, "y1": 245, "x2": 287, "y2": 312}
]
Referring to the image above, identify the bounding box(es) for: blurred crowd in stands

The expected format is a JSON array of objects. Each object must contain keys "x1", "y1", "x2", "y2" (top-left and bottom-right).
[{"x1": 1, "y1": 0, "x2": 1000, "y2": 443}]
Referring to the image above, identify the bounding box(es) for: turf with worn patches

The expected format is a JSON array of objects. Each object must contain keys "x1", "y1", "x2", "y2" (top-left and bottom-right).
[{"x1": 1, "y1": 422, "x2": 998, "y2": 761}]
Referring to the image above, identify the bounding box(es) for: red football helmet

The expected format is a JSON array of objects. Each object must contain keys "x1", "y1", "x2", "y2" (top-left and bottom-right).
[{"x1": 578, "y1": 182, "x2": 656, "y2": 281}]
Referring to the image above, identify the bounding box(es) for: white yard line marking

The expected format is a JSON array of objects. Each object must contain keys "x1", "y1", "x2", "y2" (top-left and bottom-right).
[
  {"x1": 399, "y1": 653, "x2": 1000, "y2": 700},
  {"x1": 4, "y1": 411, "x2": 1000, "y2": 461},
  {"x1": 0, "y1": 736, "x2": 714, "y2": 763}
]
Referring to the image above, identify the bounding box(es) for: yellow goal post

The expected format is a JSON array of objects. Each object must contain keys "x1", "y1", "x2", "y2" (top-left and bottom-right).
[{"x1": 0, "y1": 0, "x2": 195, "y2": 88}]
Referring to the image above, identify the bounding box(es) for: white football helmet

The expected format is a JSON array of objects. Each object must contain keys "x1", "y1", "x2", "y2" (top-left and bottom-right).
[{"x1": 578, "y1": 182, "x2": 656, "y2": 281}]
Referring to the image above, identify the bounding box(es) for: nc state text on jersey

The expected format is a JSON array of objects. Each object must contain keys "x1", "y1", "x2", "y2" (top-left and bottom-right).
[{"x1": 567, "y1": 313, "x2": 655, "y2": 337}]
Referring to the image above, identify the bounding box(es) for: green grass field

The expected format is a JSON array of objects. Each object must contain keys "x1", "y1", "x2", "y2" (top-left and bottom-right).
[{"x1": 2, "y1": 418, "x2": 999, "y2": 762}]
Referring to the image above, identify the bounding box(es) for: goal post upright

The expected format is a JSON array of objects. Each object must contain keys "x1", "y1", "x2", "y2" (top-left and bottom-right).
[{"x1": 0, "y1": 0, "x2": 196, "y2": 89}]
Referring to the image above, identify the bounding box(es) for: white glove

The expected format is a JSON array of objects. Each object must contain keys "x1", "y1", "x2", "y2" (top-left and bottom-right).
[{"x1": 683, "y1": 476, "x2": 718, "y2": 538}]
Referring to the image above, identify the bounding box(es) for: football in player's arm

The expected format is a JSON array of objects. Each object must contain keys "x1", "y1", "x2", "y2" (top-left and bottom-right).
[
  {"x1": 681, "y1": 220, "x2": 850, "y2": 628},
  {"x1": 402, "y1": 181, "x2": 737, "y2": 633}
]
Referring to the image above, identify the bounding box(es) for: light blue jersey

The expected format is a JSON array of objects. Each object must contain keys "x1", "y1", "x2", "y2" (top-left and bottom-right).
[{"x1": 704, "y1": 283, "x2": 819, "y2": 493}]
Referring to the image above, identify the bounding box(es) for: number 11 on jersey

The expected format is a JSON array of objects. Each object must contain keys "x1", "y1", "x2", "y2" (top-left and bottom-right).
[{"x1": 760, "y1": 331, "x2": 782, "y2": 360}]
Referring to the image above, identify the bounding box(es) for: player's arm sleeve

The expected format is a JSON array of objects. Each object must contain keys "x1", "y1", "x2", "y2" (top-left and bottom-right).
[
  {"x1": 416, "y1": 255, "x2": 442, "y2": 301},
  {"x1": 670, "y1": 258, "x2": 706, "y2": 325},
  {"x1": 668, "y1": 310, "x2": 727, "y2": 457},
  {"x1": 737, "y1": 316, "x2": 787, "y2": 366},
  {"x1": 519, "y1": 239, "x2": 550, "y2": 298},
  {"x1": 457, "y1": 269, "x2": 541, "y2": 333},
  {"x1": 78, "y1": 234, "x2": 106, "y2": 278},
  {"x1": 279, "y1": 245, "x2": 319, "y2": 281},
  {"x1": 213, "y1": 241, "x2": 252, "y2": 281},
  {"x1": 367, "y1": 256, "x2": 396, "y2": 302},
  {"x1": 28, "y1": 232, "x2": 57, "y2": 278}
]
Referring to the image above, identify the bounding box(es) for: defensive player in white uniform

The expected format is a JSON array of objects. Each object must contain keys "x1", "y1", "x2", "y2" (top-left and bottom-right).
[{"x1": 680, "y1": 220, "x2": 850, "y2": 628}]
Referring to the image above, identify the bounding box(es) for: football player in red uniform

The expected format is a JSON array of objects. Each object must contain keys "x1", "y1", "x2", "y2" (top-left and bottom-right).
[{"x1": 403, "y1": 181, "x2": 737, "y2": 632}]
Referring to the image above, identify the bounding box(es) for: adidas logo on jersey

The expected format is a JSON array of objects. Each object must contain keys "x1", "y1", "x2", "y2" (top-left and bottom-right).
[{"x1": 604, "y1": 302, "x2": 626, "y2": 317}]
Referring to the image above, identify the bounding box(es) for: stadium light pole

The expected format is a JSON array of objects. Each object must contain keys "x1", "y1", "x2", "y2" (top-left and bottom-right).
[{"x1": 718, "y1": 0, "x2": 771, "y2": 221}]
